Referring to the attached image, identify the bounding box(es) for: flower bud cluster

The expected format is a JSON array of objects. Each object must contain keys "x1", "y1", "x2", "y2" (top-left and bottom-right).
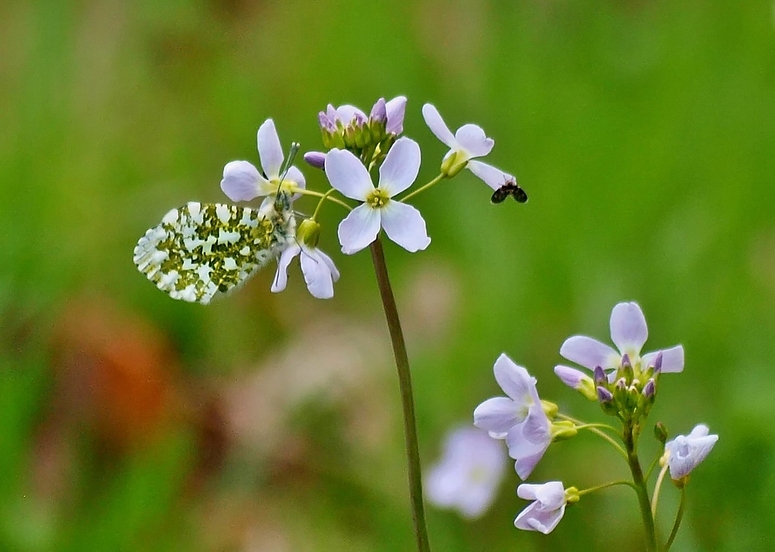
[{"x1": 595, "y1": 352, "x2": 661, "y2": 421}]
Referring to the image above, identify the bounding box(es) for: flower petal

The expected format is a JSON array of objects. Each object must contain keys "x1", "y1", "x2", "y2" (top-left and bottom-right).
[
  {"x1": 467, "y1": 160, "x2": 517, "y2": 191},
  {"x1": 454, "y1": 123, "x2": 494, "y2": 158},
  {"x1": 300, "y1": 247, "x2": 336, "y2": 299},
  {"x1": 642, "y1": 345, "x2": 684, "y2": 373},
  {"x1": 379, "y1": 137, "x2": 420, "y2": 197},
  {"x1": 422, "y1": 103, "x2": 456, "y2": 148},
  {"x1": 380, "y1": 201, "x2": 431, "y2": 252},
  {"x1": 337, "y1": 204, "x2": 381, "y2": 254},
  {"x1": 220, "y1": 161, "x2": 269, "y2": 201},
  {"x1": 271, "y1": 243, "x2": 301, "y2": 293},
  {"x1": 386, "y1": 96, "x2": 407, "y2": 135},
  {"x1": 493, "y1": 354, "x2": 535, "y2": 404},
  {"x1": 474, "y1": 397, "x2": 523, "y2": 435},
  {"x1": 334, "y1": 104, "x2": 367, "y2": 124},
  {"x1": 324, "y1": 149, "x2": 374, "y2": 201},
  {"x1": 515, "y1": 501, "x2": 566, "y2": 534},
  {"x1": 560, "y1": 335, "x2": 620, "y2": 370},
  {"x1": 257, "y1": 119, "x2": 284, "y2": 178},
  {"x1": 554, "y1": 365, "x2": 588, "y2": 389},
  {"x1": 610, "y1": 302, "x2": 648, "y2": 356},
  {"x1": 303, "y1": 151, "x2": 326, "y2": 169}
]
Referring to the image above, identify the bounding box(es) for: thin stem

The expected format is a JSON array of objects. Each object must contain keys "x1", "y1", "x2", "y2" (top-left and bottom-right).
[
  {"x1": 399, "y1": 174, "x2": 445, "y2": 203},
  {"x1": 578, "y1": 479, "x2": 635, "y2": 497},
  {"x1": 369, "y1": 237, "x2": 431, "y2": 552},
  {"x1": 665, "y1": 487, "x2": 686, "y2": 551},
  {"x1": 311, "y1": 188, "x2": 338, "y2": 220},
  {"x1": 624, "y1": 421, "x2": 658, "y2": 552},
  {"x1": 291, "y1": 187, "x2": 352, "y2": 211},
  {"x1": 651, "y1": 463, "x2": 670, "y2": 517},
  {"x1": 556, "y1": 414, "x2": 627, "y2": 459}
]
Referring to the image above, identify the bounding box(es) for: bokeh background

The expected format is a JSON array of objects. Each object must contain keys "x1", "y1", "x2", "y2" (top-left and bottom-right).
[{"x1": 2, "y1": 0, "x2": 774, "y2": 550}]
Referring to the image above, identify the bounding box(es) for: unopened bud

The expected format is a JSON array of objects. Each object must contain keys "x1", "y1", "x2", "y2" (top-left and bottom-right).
[
  {"x1": 654, "y1": 422, "x2": 668, "y2": 444},
  {"x1": 303, "y1": 151, "x2": 326, "y2": 169},
  {"x1": 593, "y1": 365, "x2": 606, "y2": 385},
  {"x1": 297, "y1": 219, "x2": 321, "y2": 248}
]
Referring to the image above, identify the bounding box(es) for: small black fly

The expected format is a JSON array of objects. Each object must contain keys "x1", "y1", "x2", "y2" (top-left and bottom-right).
[{"x1": 491, "y1": 177, "x2": 528, "y2": 204}]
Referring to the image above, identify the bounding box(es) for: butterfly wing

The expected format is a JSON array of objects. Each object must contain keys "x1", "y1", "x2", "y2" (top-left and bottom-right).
[{"x1": 133, "y1": 201, "x2": 293, "y2": 304}]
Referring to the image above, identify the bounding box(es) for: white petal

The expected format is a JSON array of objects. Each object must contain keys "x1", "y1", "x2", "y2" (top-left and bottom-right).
[
  {"x1": 422, "y1": 103, "x2": 456, "y2": 148},
  {"x1": 380, "y1": 201, "x2": 431, "y2": 252},
  {"x1": 324, "y1": 149, "x2": 373, "y2": 201},
  {"x1": 474, "y1": 397, "x2": 522, "y2": 434},
  {"x1": 560, "y1": 335, "x2": 620, "y2": 370},
  {"x1": 378, "y1": 137, "x2": 421, "y2": 197},
  {"x1": 467, "y1": 160, "x2": 516, "y2": 191},
  {"x1": 610, "y1": 302, "x2": 648, "y2": 355},
  {"x1": 257, "y1": 119, "x2": 284, "y2": 178},
  {"x1": 454, "y1": 124, "x2": 494, "y2": 158},
  {"x1": 271, "y1": 244, "x2": 301, "y2": 293},
  {"x1": 492, "y1": 354, "x2": 535, "y2": 403},
  {"x1": 385, "y1": 96, "x2": 407, "y2": 134},
  {"x1": 337, "y1": 204, "x2": 381, "y2": 254},
  {"x1": 334, "y1": 104, "x2": 367, "y2": 123},
  {"x1": 300, "y1": 247, "x2": 336, "y2": 299},
  {"x1": 554, "y1": 365, "x2": 588, "y2": 389},
  {"x1": 220, "y1": 161, "x2": 269, "y2": 201},
  {"x1": 642, "y1": 345, "x2": 684, "y2": 373},
  {"x1": 688, "y1": 424, "x2": 710, "y2": 439}
]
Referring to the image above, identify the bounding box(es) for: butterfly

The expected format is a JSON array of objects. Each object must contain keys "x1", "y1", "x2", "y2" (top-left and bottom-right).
[
  {"x1": 133, "y1": 193, "x2": 295, "y2": 304},
  {"x1": 491, "y1": 177, "x2": 528, "y2": 204}
]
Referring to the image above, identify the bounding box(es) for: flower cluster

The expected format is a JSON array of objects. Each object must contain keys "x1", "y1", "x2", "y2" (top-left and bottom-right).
[
  {"x1": 134, "y1": 97, "x2": 527, "y2": 304},
  {"x1": 461, "y1": 302, "x2": 717, "y2": 541}
]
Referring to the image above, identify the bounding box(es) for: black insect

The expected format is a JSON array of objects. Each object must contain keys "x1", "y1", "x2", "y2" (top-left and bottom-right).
[{"x1": 491, "y1": 177, "x2": 528, "y2": 204}]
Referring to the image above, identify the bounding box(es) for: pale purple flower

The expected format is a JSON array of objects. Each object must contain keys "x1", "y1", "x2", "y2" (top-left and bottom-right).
[
  {"x1": 271, "y1": 242, "x2": 340, "y2": 300},
  {"x1": 324, "y1": 137, "x2": 431, "y2": 254},
  {"x1": 664, "y1": 424, "x2": 718, "y2": 480},
  {"x1": 474, "y1": 354, "x2": 538, "y2": 439},
  {"x1": 422, "y1": 103, "x2": 517, "y2": 190},
  {"x1": 557, "y1": 302, "x2": 684, "y2": 384},
  {"x1": 425, "y1": 427, "x2": 507, "y2": 519},
  {"x1": 507, "y1": 399, "x2": 552, "y2": 479},
  {"x1": 221, "y1": 119, "x2": 305, "y2": 203},
  {"x1": 515, "y1": 481, "x2": 569, "y2": 534}
]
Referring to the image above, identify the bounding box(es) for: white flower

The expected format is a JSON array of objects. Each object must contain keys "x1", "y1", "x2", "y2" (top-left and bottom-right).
[
  {"x1": 422, "y1": 103, "x2": 517, "y2": 190},
  {"x1": 324, "y1": 137, "x2": 431, "y2": 254},
  {"x1": 557, "y1": 302, "x2": 685, "y2": 383},
  {"x1": 424, "y1": 427, "x2": 507, "y2": 519},
  {"x1": 474, "y1": 354, "x2": 538, "y2": 439},
  {"x1": 221, "y1": 119, "x2": 305, "y2": 203},
  {"x1": 473, "y1": 354, "x2": 552, "y2": 479},
  {"x1": 663, "y1": 424, "x2": 718, "y2": 481},
  {"x1": 323, "y1": 96, "x2": 407, "y2": 135},
  {"x1": 515, "y1": 481, "x2": 570, "y2": 534},
  {"x1": 271, "y1": 243, "x2": 340, "y2": 300}
]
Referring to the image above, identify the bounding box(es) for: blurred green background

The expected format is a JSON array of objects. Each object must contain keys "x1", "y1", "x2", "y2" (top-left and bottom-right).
[{"x1": 2, "y1": 0, "x2": 774, "y2": 550}]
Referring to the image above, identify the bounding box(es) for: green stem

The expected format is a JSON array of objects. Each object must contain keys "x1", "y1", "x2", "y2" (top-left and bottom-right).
[
  {"x1": 578, "y1": 479, "x2": 635, "y2": 497},
  {"x1": 557, "y1": 414, "x2": 627, "y2": 459},
  {"x1": 291, "y1": 187, "x2": 352, "y2": 211},
  {"x1": 624, "y1": 421, "x2": 658, "y2": 552},
  {"x1": 369, "y1": 237, "x2": 431, "y2": 552},
  {"x1": 399, "y1": 174, "x2": 445, "y2": 203},
  {"x1": 311, "y1": 188, "x2": 338, "y2": 220},
  {"x1": 651, "y1": 463, "x2": 670, "y2": 517},
  {"x1": 665, "y1": 487, "x2": 686, "y2": 551}
]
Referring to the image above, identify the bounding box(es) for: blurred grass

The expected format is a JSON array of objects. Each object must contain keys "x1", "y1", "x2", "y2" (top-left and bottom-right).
[{"x1": 1, "y1": 0, "x2": 774, "y2": 550}]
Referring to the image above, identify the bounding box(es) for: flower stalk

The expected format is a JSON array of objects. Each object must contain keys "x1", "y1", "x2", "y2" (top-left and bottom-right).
[
  {"x1": 369, "y1": 236, "x2": 431, "y2": 552},
  {"x1": 624, "y1": 420, "x2": 658, "y2": 552}
]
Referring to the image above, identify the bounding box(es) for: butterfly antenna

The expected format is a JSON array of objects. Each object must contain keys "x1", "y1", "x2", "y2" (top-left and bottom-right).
[{"x1": 276, "y1": 142, "x2": 301, "y2": 194}]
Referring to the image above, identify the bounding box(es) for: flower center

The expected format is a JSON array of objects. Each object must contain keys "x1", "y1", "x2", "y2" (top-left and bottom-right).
[
  {"x1": 366, "y1": 188, "x2": 390, "y2": 209},
  {"x1": 270, "y1": 177, "x2": 297, "y2": 194}
]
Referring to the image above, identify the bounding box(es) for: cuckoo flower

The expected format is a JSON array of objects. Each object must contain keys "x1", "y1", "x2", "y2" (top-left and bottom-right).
[
  {"x1": 474, "y1": 354, "x2": 539, "y2": 439},
  {"x1": 221, "y1": 119, "x2": 305, "y2": 203},
  {"x1": 663, "y1": 424, "x2": 718, "y2": 482},
  {"x1": 425, "y1": 427, "x2": 507, "y2": 519},
  {"x1": 271, "y1": 220, "x2": 339, "y2": 300},
  {"x1": 515, "y1": 482, "x2": 575, "y2": 534},
  {"x1": 557, "y1": 302, "x2": 685, "y2": 385},
  {"x1": 324, "y1": 136, "x2": 430, "y2": 254}
]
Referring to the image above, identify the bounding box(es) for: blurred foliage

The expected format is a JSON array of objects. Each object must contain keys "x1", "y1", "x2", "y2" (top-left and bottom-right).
[{"x1": 1, "y1": 0, "x2": 774, "y2": 550}]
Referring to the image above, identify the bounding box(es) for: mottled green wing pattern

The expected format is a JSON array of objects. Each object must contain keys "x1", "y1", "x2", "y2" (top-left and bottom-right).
[{"x1": 133, "y1": 200, "x2": 294, "y2": 304}]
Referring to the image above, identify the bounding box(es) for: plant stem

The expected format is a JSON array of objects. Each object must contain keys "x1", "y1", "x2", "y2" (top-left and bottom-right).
[
  {"x1": 624, "y1": 420, "x2": 658, "y2": 552},
  {"x1": 369, "y1": 237, "x2": 431, "y2": 552},
  {"x1": 399, "y1": 174, "x2": 445, "y2": 203},
  {"x1": 665, "y1": 487, "x2": 686, "y2": 551}
]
